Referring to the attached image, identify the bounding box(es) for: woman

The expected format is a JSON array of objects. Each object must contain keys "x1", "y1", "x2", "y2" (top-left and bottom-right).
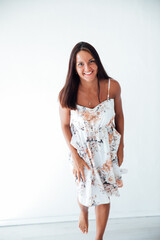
[{"x1": 58, "y1": 41, "x2": 126, "y2": 240}]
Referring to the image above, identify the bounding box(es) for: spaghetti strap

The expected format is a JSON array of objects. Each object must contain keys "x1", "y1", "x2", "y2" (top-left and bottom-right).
[{"x1": 107, "y1": 78, "x2": 110, "y2": 100}]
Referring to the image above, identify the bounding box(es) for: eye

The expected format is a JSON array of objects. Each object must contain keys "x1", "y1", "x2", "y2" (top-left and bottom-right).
[
  {"x1": 90, "y1": 59, "x2": 95, "y2": 63},
  {"x1": 78, "y1": 62, "x2": 83, "y2": 66}
]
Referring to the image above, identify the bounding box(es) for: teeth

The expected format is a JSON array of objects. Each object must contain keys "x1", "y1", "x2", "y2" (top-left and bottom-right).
[{"x1": 84, "y1": 71, "x2": 92, "y2": 75}]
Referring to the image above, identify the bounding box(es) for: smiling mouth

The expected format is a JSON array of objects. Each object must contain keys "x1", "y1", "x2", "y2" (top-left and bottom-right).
[{"x1": 84, "y1": 71, "x2": 93, "y2": 75}]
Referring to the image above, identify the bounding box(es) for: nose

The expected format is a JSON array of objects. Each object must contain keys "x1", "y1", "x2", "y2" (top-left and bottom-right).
[{"x1": 84, "y1": 63, "x2": 91, "y2": 72}]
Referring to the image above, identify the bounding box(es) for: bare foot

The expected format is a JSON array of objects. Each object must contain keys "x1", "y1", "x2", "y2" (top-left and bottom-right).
[{"x1": 79, "y1": 210, "x2": 89, "y2": 234}]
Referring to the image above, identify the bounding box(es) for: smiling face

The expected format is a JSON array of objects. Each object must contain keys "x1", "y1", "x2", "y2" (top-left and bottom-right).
[{"x1": 75, "y1": 50, "x2": 98, "y2": 83}]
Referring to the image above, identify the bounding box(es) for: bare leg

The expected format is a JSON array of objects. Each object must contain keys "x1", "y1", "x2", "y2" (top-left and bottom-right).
[
  {"x1": 94, "y1": 202, "x2": 110, "y2": 240},
  {"x1": 77, "y1": 197, "x2": 89, "y2": 234}
]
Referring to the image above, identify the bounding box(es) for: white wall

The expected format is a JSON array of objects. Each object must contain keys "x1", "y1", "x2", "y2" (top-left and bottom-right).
[{"x1": 0, "y1": 0, "x2": 160, "y2": 226}]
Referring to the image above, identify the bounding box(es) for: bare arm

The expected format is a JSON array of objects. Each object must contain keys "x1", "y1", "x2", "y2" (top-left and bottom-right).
[
  {"x1": 59, "y1": 103, "x2": 90, "y2": 182},
  {"x1": 114, "y1": 81, "x2": 124, "y2": 148},
  {"x1": 111, "y1": 79, "x2": 124, "y2": 167},
  {"x1": 58, "y1": 104, "x2": 79, "y2": 160}
]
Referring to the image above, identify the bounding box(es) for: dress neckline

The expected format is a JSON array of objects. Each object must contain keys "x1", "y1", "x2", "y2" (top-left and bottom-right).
[{"x1": 76, "y1": 98, "x2": 114, "y2": 110}]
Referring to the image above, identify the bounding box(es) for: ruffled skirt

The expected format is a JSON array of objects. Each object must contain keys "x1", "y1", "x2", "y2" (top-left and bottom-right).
[{"x1": 68, "y1": 120, "x2": 127, "y2": 207}]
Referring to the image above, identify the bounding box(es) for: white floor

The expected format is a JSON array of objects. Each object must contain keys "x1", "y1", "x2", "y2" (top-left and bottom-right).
[{"x1": 0, "y1": 216, "x2": 160, "y2": 240}]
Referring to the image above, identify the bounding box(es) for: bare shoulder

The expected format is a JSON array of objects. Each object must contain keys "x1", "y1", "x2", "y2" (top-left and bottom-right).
[
  {"x1": 101, "y1": 78, "x2": 121, "y2": 99},
  {"x1": 109, "y1": 78, "x2": 121, "y2": 98},
  {"x1": 59, "y1": 103, "x2": 70, "y2": 127}
]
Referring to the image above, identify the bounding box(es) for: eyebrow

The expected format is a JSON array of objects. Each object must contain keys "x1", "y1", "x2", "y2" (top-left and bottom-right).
[{"x1": 77, "y1": 57, "x2": 95, "y2": 63}]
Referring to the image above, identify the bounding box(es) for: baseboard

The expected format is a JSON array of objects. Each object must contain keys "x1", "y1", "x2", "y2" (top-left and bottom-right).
[{"x1": 0, "y1": 211, "x2": 160, "y2": 227}]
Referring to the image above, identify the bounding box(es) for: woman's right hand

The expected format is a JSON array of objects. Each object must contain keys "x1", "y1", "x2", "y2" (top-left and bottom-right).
[{"x1": 72, "y1": 155, "x2": 91, "y2": 183}]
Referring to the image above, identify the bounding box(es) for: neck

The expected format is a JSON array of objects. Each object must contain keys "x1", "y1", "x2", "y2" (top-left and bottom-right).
[{"x1": 79, "y1": 77, "x2": 98, "y2": 93}]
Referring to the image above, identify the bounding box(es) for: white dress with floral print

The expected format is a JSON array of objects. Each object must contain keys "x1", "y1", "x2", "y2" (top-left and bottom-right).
[{"x1": 68, "y1": 78, "x2": 127, "y2": 207}]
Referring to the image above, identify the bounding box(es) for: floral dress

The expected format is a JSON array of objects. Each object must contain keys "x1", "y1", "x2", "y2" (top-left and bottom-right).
[{"x1": 68, "y1": 78, "x2": 127, "y2": 207}]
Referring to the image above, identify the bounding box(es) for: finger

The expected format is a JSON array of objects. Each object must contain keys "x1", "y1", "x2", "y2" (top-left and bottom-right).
[
  {"x1": 78, "y1": 172, "x2": 81, "y2": 182},
  {"x1": 73, "y1": 169, "x2": 77, "y2": 176},
  {"x1": 81, "y1": 170, "x2": 85, "y2": 182},
  {"x1": 74, "y1": 170, "x2": 77, "y2": 177},
  {"x1": 84, "y1": 162, "x2": 90, "y2": 170}
]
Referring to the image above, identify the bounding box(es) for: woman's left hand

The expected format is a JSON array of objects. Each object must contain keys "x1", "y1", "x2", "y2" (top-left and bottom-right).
[{"x1": 117, "y1": 146, "x2": 124, "y2": 167}]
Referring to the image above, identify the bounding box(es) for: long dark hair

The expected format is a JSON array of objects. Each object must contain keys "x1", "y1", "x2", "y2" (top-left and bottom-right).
[{"x1": 58, "y1": 41, "x2": 111, "y2": 110}]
